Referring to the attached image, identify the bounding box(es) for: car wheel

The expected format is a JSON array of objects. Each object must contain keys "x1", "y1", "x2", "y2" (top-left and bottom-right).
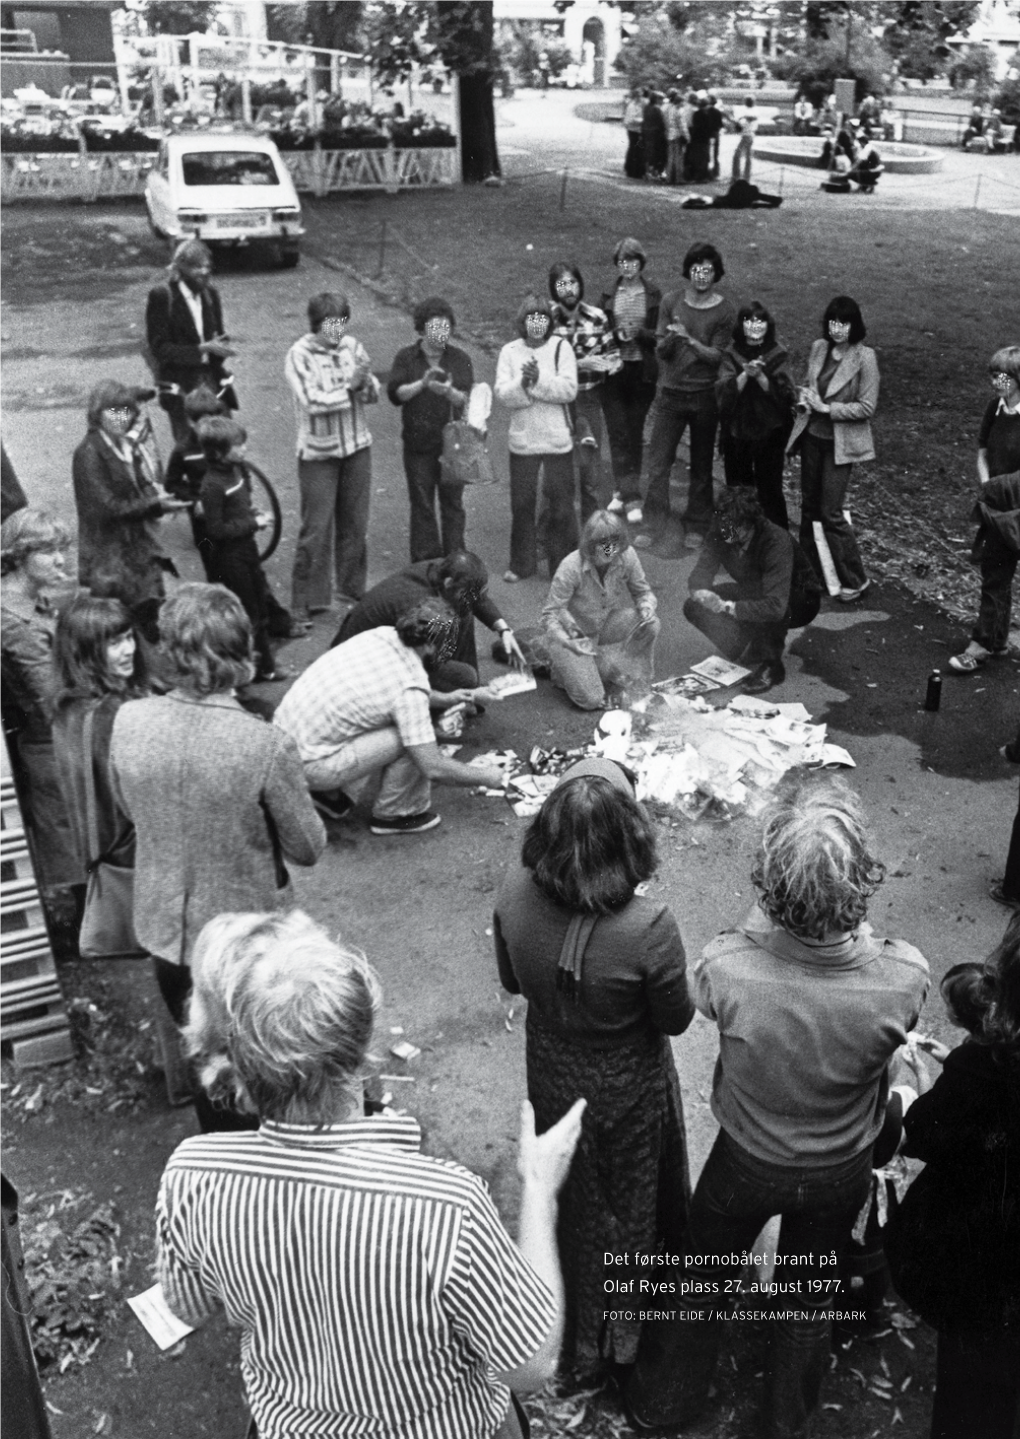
[{"x1": 279, "y1": 245, "x2": 300, "y2": 269}]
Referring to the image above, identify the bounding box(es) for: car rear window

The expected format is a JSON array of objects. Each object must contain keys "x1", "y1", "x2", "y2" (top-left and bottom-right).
[{"x1": 181, "y1": 151, "x2": 280, "y2": 186}]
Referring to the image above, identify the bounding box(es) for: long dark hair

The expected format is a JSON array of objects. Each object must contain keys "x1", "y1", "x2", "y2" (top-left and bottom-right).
[
  {"x1": 732, "y1": 300, "x2": 777, "y2": 356},
  {"x1": 52, "y1": 592, "x2": 148, "y2": 711},
  {"x1": 522, "y1": 776, "x2": 657, "y2": 914}
]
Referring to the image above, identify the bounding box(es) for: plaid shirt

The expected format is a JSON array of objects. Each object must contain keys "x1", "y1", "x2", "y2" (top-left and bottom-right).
[
  {"x1": 551, "y1": 301, "x2": 620, "y2": 392},
  {"x1": 157, "y1": 1114, "x2": 556, "y2": 1439},
  {"x1": 274, "y1": 627, "x2": 434, "y2": 765}
]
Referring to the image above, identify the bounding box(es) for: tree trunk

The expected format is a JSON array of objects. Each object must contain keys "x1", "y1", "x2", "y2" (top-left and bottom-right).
[{"x1": 458, "y1": 70, "x2": 501, "y2": 182}]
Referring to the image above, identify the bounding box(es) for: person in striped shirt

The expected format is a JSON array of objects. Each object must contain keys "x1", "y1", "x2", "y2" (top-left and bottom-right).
[
  {"x1": 157, "y1": 909, "x2": 585, "y2": 1439},
  {"x1": 285, "y1": 291, "x2": 381, "y2": 618}
]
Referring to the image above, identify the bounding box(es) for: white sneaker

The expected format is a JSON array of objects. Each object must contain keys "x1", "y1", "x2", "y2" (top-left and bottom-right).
[
  {"x1": 625, "y1": 503, "x2": 644, "y2": 525},
  {"x1": 606, "y1": 493, "x2": 625, "y2": 514}
]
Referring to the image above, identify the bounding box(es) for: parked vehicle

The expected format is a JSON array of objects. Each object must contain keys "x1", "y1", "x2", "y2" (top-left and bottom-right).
[{"x1": 144, "y1": 131, "x2": 303, "y2": 267}]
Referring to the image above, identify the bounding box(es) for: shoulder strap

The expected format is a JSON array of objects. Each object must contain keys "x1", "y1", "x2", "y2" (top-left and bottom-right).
[{"x1": 81, "y1": 702, "x2": 102, "y2": 868}]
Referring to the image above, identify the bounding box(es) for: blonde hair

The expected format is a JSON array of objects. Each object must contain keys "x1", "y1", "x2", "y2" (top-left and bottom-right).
[{"x1": 185, "y1": 910, "x2": 382, "y2": 1123}]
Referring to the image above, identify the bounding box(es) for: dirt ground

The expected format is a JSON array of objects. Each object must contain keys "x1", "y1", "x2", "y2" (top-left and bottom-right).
[{"x1": 2, "y1": 96, "x2": 1018, "y2": 1438}]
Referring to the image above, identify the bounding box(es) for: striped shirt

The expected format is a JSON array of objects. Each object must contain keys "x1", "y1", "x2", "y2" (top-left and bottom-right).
[
  {"x1": 273, "y1": 626, "x2": 435, "y2": 765},
  {"x1": 156, "y1": 1115, "x2": 556, "y2": 1439},
  {"x1": 285, "y1": 331, "x2": 381, "y2": 460},
  {"x1": 613, "y1": 284, "x2": 647, "y2": 363}
]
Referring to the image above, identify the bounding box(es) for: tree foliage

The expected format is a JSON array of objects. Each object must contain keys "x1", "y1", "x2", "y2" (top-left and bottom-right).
[
  {"x1": 133, "y1": 0, "x2": 220, "y2": 35},
  {"x1": 771, "y1": 21, "x2": 891, "y2": 102},
  {"x1": 265, "y1": 2, "x2": 366, "y2": 53},
  {"x1": 948, "y1": 43, "x2": 996, "y2": 92},
  {"x1": 615, "y1": 8, "x2": 732, "y2": 92},
  {"x1": 495, "y1": 22, "x2": 573, "y2": 86}
]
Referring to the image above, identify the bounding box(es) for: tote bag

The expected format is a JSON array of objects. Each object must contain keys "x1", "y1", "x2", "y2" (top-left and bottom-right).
[{"x1": 78, "y1": 706, "x2": 146, "y2": 960}]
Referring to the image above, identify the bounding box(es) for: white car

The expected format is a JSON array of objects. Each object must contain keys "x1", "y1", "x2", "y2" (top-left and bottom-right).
[{"x1": 145, "y1": 131, "x2": 304, "y2": 267}]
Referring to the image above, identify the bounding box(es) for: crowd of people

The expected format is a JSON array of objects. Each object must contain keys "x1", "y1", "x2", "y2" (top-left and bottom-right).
[{"x1": 1, "y1": 227, "x2": 1019, "y2": 1439}]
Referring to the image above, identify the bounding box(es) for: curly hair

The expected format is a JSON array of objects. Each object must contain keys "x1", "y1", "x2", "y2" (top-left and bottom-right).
[
  {"x1": 412, "y1": 295, "x2": 456, "y2": 333},
  {"x1": 751, "y1": 771, "x2": 885, "y2": 940},
  {"x1": 395, "y1": 596, "x2": 460, "y2": 663},
  {"x1": 522, "y1": 774, "x2": 657, "y2": 914},
  {"x1": 184, "y1": 910, "x2": 382, "y2": 1123}
]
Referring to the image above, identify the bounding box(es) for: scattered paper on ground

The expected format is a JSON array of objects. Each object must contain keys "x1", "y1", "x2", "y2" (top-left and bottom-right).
[{"x1": 485, "y1": 671, "x2": 538, "y2": 699}]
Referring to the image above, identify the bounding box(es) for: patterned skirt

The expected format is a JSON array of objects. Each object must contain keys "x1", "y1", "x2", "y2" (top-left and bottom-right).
[{"x1": 526, "y1": 1016, "x2": 690, "y2": 1374}]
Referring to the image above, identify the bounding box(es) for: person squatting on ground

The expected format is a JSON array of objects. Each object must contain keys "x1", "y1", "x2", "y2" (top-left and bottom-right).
[
  {"x1": 787, "y1": 295, "x2": 879, "y2": 603},
  {"x1": 156, "y1": 907, "x2": 586, "y2": 1439},
  {"x1": 549, "y1": 262, "x2": 620, "y2": 525},
  {"x1": 387, "y1": 296, "x2": 475, "y2": 564},
  {"x1": 196, "y1": 416, "x2": 286, "y2": 684},
  {"x1": 625, "y1": 772, "x2": 930, "y2": 1437},
  {"x1": 715, "y1": 301, "x2": 797, "y2": 529},
  {"x1": 330, "y1": 550, "x2": 526, "y2": 703},
  {"x1": 642, "y1": 243, "x2": 735, "y2": 555},
  {"x1": 285, "y1": 290, "x2": 380, "y2": 616},
  {"x1": 109, "y1": 583, "x2": 325, "y2": 1131},
  {"x1": 543, "y1": 510, "x2": 659, "y2": 711},
  {"x1": 886, "y1": 912, "x2": 1020, "y2": 1439},
  {"x1": 684, "y1": 487, "x2": 822, "y2": 696},
  {"x1": 599, "y1": 238, "x2": 661, "y2": 524},
  {"x1": 494, "y1": 758, "x2": 694, "y2": 1384},
  {"x1": 273, "y1": 597, "x2": 506, "y2": 835},
  {"x1": 948, "y1": 344, "x2": 1020, "y2": 676},
  {"x1": 495, "y1": 295, "x2": 578, "y2": 584},
  {"x1": 145, "y1": 239, "x2": 238, "y2": 445}
]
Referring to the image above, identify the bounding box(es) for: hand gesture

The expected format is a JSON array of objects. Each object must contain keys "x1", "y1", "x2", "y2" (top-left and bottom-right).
[
  {"x1": 254, "y1": 510, "x2": 271, "y2": 531},
  {"x1": 501, "y1": 631, "x2": 528, "y2": 671},
  {"x1": 521, "y1": 356, "x2": 540, "y2": 389},
  {"x1": 693, "y1": 588, "x2": 725, "y2": 614},
  {"x1": 518, "y1": 1098, "x2": 586, "y2": 1198},
  {"x1": 200, "y1": 335, "x2": 236, "y2": 360}
]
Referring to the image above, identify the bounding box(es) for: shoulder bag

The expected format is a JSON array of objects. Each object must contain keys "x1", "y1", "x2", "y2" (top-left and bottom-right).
[
  {"x1": 439, "y1": 392, "x2": 496, "y2": 488},
  {"x1": 78, "y1": 705, "x2": 146, "y2": 960}
]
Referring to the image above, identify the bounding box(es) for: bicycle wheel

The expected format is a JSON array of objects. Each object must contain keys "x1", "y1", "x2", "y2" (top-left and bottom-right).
[{"x1": 245, "y1": 461, "x2": 283, "y2": 563}]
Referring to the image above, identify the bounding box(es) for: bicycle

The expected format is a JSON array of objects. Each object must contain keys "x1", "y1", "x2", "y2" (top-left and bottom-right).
[{"x1": 130, "y1": 382, "x2": 284, "y2": 563}]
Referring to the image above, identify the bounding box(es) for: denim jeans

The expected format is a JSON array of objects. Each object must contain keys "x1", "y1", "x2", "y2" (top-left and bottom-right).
[
  {"x1": 548, "y1": 610, "x2": 660, "y2": 709},
  {"x1": 601, "y1": 362, "x2": 656, "y2": 503},
  {"x1": 798, "y1": 433, "x2": 867, "y2": 591},
  {"x1": 403, "y1": 445, "x2": 466, "y2": 563},
  {"x1": 291, "y1": 447, "x2": 371, "y2": 611},
  {"x1": 643, "y1": 389, "x2": 719, "y2": 533},
  {"x1": 626, "y1": 1129, "x2": 872, "y2": 1437},
  {"x1": 971, "y1": 527, "x2": 1017, "y2": 652},
  {"x1": 508, "y1": 450, "x2": 577, "y2": 579},
  {"x1": 301, "y1": 727, "x2": 430, "y2": 820}
]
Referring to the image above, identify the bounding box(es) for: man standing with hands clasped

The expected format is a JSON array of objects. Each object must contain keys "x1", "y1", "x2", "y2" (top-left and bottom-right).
[{"x1": 286, "y1": 291, "x2": 380, "y2": 618}]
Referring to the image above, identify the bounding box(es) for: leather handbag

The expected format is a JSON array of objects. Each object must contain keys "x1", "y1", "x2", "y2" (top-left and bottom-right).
[
  {"x1": 78, "y1": 706, "x2": 146, "y2": 960},
  {"x1": 438, "y1": 419, "x2": 495, "y2": 487}
]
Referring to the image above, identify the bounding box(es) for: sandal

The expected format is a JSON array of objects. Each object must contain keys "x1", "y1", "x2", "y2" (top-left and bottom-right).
[{"x1": 947, "y1": 650, "x2": 987, "y2": 674}]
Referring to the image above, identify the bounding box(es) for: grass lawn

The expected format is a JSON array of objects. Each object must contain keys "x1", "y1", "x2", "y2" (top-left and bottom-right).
[{"x1": 303, "y1": 174, "x2": 1019, "y2": 625}]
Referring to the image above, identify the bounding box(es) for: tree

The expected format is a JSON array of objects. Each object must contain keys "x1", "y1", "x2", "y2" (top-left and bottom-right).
[
  {"x1": 614, "y1": 7, "x2": 732, "y2": 93},
  {"x1": 881, "y1": 2, "x2": 982, "y2": 79},
  {"x1": 948, "y1": 43, "x2": 996, "y2": 92},
  {"x1": 133, "y1": 1, "x2": 220, "y2": 35},
  {"x1": 771, "y1": 20, "x2": 891, "y2": 102},
  {"x1": 365, "y1": 2, "x2": 502, "y2": 183}
]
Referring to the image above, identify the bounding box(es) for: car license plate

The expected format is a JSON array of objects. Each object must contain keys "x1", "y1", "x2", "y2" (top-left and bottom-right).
[{"x1": 220, "y1": 213, "x2": 266, "y2": 229}]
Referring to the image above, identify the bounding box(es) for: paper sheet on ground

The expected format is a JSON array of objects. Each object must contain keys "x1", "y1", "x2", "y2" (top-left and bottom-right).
[{"x1": 127, "y1": 1285, "x2": 196, "y2": 1349}]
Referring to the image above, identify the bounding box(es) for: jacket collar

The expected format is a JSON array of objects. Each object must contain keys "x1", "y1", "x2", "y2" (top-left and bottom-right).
[
  {"x1": 812, "y1": 340, "x2": 864, "y2": 393},
  {"x1": 261, "y1": 1114, "x2": 422, "y2": 1152}
]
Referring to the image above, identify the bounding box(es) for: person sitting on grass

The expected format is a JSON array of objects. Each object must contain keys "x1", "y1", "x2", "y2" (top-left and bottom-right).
[
  {"x1": 196, "y1": 416, "x2": 287, "y2": 685},
  {"x1": 273, "y1": 597, "x2": 507, "y2": 833},
  {"x1": 683, "y1": 486, "x2": 821, "y2": 695}
]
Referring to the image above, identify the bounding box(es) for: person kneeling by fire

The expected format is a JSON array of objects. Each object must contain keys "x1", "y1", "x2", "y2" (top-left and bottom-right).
[{"x1": 683, "y1": 486, "x2": 821, "y2": 695}]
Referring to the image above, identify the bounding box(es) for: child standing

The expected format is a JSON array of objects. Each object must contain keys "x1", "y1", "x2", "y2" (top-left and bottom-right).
[{"x1": 197, "y1": 416, "x2": 284, "y2": 684}]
